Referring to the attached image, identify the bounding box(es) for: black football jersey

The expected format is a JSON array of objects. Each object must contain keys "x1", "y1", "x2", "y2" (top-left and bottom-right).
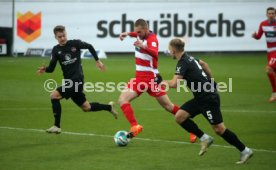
[
  {"x1": 175, "y1": 53, "x2": 216, "y2": 98},
  {"x1": 46, "y1": 40, "x2": 98, "y2": 80}
]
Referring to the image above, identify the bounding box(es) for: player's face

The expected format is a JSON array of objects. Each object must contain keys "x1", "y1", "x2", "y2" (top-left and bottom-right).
[
  {"x1": 134, "y1": 26, "x2": 148, "y2": 40},
  {"x1": 168, "y1": 45, "x2": 176, "y2": 59},
  {"x1": 55, "y1": 31, "x2": 67, "y2": 46},
  {"x1": 266, "y1": 10, "x2": 276, "y2": 21}
]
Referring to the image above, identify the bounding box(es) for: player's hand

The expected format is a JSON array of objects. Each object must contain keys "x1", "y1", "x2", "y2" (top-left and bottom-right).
[
  {"x1": 252, "y1": 32, "x2": 257, "y2": 38},
  {"x1": 96, "y1": 60, "x2": 106, "y2": 72},
  {"x1": 119, "y1": 32, "x2": 128, "y2": 41},
  {"x1": 134, "y1": 39, "x2": 146, "y2": 49},
  {"x1": 37, "y1": 65, "x2": 46, "y2": 75}
]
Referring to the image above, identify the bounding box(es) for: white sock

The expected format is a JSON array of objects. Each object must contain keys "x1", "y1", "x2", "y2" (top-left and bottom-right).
[
  {"x1": 200, "y1": 134, "x2": 209, "y2": 142},
  {"x1": 241, "y1": 147, "x2": 250, "y2": 154}
]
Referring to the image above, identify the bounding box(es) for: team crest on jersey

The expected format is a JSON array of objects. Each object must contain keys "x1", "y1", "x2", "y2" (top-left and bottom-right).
[
  {"x1": 65, "y1": 54, "x2": 71, "y2": 61},
  {"x1": 176, "y1": 67, "x2": 181, "y2": 73},
  {"x1": 71, "y1": 47, "x2": 77, "y2": 52},
  {"x1": 152, "y1": 42, "x2": 157, "y2": 47}
]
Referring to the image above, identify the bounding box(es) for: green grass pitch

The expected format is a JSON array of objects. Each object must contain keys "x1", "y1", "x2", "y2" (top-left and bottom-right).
[{"x1": 0, "y1": 53, "x2": 275, "y2": 170}]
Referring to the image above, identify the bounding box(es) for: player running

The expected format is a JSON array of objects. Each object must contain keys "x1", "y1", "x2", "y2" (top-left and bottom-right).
[
  {"x1": 165, "y1": 38, "x2": 253, "y2": 164},
  {"x1": 118, "y1": 19, "x2": 196, "y2": 142},
  {"x1": 252, "y1": 7, "x2": 276, "y2": 102},
  {"x1": 37, "y1": 25, "x2": 118, "y2": 134}
]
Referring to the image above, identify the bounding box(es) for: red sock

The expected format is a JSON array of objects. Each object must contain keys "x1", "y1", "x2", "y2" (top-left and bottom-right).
[
  {"x1": 171, "y1": 104, "x2": 179, "y2": 115},
  {"x1": 120, "y1": 103, "x2": 138, "y2": 126},
  {"x1": 267, "y1": 72, "x2": 276, "y2": 92}
]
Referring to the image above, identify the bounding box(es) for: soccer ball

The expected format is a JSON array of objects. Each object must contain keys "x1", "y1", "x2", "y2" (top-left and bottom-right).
[{"x1": 114, "y1": 130, "x2": 130, "y2": 147}]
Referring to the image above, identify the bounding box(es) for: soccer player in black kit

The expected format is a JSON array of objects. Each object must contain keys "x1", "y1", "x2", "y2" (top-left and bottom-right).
[
  {"x1": 37, "y1": 25, "x2": 118, "y2": 134},
  {"x1": 165, "y1": 38, "x2": 253, "y2": 164}
]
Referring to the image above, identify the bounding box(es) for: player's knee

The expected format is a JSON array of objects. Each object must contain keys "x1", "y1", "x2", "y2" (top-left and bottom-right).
[
  {"x1": 175, "y1": 111, "x2": 188, "y2": 124},
  {"x1": 118, "y1": 96, "x2": 127, "y2": 106},
  {"x1": 213, "y1": 125, "x2": 226, "y2": 135},
  {"x1": 81, "y1": 105, "x2": 90, "y2": 112},
  {"x1": 50, "y1": 90, "x2": 61, "y2": 100}
]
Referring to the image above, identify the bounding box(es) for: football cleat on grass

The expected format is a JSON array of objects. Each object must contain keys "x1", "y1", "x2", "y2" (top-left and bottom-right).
[
  {"x1": 236, "y1": 148, "x2": 253, "y2": 164},
  {"x1": 46, "y1": 125, "x2": 61, "y2": 134},
  {"x1": 127, "y1": 124, "x2": 143, "y2": 138},
  {"x1": 108, "y1": 101, "x2": 118, "y2": 119},
  {"x1": 199, "y1": 136, "x2": 214, "y2": 156},
  {"x1": 190, "y1": 133, "x2": 197, "y2": 143}
]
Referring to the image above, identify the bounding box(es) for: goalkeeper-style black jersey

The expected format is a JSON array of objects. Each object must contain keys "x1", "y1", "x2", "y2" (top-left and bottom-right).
[
  {"x1": 175, "y1": 52, "x2": 216, "y2": 99},
  {"x1": 46, "y1": 40, "x2": 99, "y2": 80}
]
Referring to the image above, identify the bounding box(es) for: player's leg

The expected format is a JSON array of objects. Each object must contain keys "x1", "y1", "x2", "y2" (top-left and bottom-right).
[
  {"x1": 118, "y1": 88, "x2": 142, "y2": 137},
  {"x1": 155, "y1": 94, "x2": 178, "y2": 114},
  {"x1": 175, "y1": 108, "x2": 213, "y2": 156},
  {"x1": 212, "y1": 123, "x2": 253, "y2": 164},
  {"x1": 46, "y1": 89, "x2": 63, "y2": 134},
  {"x1": 266, "y1": 53, "x2": 276, "y2": 102},
  {"x1": 202, "y1": 94, "x2": 253, "y2": 164},
  {"x1": 155, "y1": 94, "x2": 197, "y2": 143},
  {"x1": 118, "y1": 78, "x2": 144, "y2": 138},
  {"x1": 71, "y1": 92, "x2": 118, "y2": 119},
  {"x1": 266, "y1": 65, "x2": 276, "y2": 102}
]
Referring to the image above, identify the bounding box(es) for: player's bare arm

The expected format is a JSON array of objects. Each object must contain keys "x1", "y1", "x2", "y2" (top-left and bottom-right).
[
  {"x1": 165, "y1": 75, "x2": 183, "y2": 88},
  {"x1": 199, "y1": 60, "x2": 212, "y2": 79}
]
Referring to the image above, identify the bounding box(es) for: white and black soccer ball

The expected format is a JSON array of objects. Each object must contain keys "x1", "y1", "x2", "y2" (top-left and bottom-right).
[{"x1": 114, "y1": 130, "x2": 130, "y2": 147}]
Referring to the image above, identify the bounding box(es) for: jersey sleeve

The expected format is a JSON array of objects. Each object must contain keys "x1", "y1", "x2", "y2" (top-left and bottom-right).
[
  {"x1": 254, "y1": 22, "x2": 263, "y2": 39},
  {"x1": 45, "y1": 48, "x2": 58, "y2": 73},
  {"x1": 76, "y1": 40, "x2": 99, "y2": 61},
  {"x1": 145, "y1": 36, "x2": 158, "y2": 58},
  {"x1": 175, "y1": 60, "x2": 188, "y2": 76},
  {"x1": 128, "y1": 32, "x2": 137, "y2": 37}
]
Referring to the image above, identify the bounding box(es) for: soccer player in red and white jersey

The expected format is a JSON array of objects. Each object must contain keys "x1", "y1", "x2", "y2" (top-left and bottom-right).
[
  {"x1": 252, "y1": 7, "x2": 276, "y2": 102},
  {"x1": 118, "y1": 19, "x2": 196, "y2": 142}
]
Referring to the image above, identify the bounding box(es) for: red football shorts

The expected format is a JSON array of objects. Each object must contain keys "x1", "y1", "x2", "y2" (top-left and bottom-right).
[
  {"x1": 267, "y1": 51, "x2": 276, "y2": 69},
  {"x1": 126, "y1": 77, "x2": 166, "y2": 97}
]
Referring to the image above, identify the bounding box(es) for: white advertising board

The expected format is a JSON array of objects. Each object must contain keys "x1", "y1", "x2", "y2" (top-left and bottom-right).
[{"x1": 12, "y1": 2, "x2": 274, "y2": 52}]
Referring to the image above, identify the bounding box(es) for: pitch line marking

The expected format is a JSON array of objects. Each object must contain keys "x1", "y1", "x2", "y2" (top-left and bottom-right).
[{"x1": 0, "y1": 126, "x2": 275, "y2": 154}]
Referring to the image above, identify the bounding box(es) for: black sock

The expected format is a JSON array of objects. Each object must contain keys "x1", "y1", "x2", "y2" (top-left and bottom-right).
[
  {"x1": 221, "y1": 129, "x2": 245, "y2": 152},
  {"x1": 90, "y1": 102, "x2": 111, "y2": 112},
  {"x1": 51, "y1": 99, "x2": 61, "y2": 128},
  {"x1": 180, "y1": 119, "x2": 204, "y2": 138}
]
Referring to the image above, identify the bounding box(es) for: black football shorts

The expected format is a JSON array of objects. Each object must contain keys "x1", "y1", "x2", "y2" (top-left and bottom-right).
[{"x1": 180, "y1": 93, "x2": 223, "y2": 125}]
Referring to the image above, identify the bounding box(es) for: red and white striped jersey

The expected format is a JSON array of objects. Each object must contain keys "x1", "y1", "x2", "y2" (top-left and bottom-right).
[
  {"x1": 129, "y1": 31, "x2": 159, "y2": 78},
  {"x1": 254, "y1": 19, "x2": 276, "y2": 53}
]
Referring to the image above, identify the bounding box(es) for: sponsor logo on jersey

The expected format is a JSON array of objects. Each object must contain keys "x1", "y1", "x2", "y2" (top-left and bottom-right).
[
  {"x1": 17, "y1": 11, "x2": 42, "y2": 43},
  {"x1": 65, "y1": 54, "x2": 71, "y2": 61},
  {"x1": 62, "y1": 54, "x2": 77, "y2": 65}
]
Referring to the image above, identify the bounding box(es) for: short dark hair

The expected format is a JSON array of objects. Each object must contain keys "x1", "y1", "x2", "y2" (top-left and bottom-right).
[
  {"x1": 169, "y1": 38, "x2": 185, "y2": 52},
  {"x1": 267, "y1": 7, "x2": 276, "y2": 13},
  {"x1": 134, "y1": 19, "x2": 148, "y2": 28},
  {"x1": 53, "y1": 25, "x2": 65, "y2": 35}
]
